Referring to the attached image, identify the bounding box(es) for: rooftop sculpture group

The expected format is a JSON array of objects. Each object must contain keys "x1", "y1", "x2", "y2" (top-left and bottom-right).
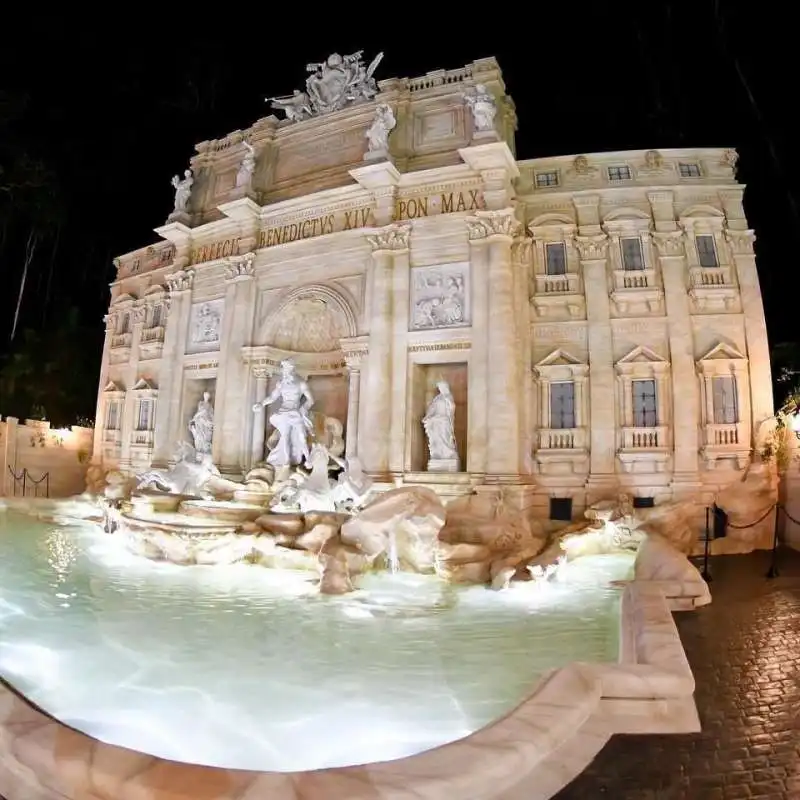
[{"x1": 269, "y1": 51, "x2": 384, "y2": 122}]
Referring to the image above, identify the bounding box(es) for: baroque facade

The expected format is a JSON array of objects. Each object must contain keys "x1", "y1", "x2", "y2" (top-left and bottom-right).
[{"x1": 95, "y1": 54, "x2": 773, "y2": 523}]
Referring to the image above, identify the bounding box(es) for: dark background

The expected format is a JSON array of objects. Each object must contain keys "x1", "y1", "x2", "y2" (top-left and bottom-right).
[{"x1": 0, "y1": 5, "x2": 794, "y2": 424}]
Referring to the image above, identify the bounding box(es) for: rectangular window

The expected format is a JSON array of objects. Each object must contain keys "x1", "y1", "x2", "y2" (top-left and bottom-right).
[
  {"x1": 535, "y1": 170, "x2": 559, "y2": 188},
  {"x1": 137, "y1": 399, "x2": 153, "y2": 431},
  {"x1": 632, "y1": 379, "x2": 657, "y2": 427},
  {"x1": 712, "y1": 376, "x2": 738, "y2": 424},
  {"x1": 549, "y1": 382, "x2": 575, "y2": 429},
  {"x1": 696, "y1": 234, "x2": 719, "y2": 268},
  {"x1": 545, "y1": 242, "x2": 567, "y2": 275},
  {"x1": 679, "y1": 162, "x2": 701, "y2": 177},
  {"x1": 621, "y1": 237, "x2": 645, "y2": 270},
  {"x1": 151, "y1": 304, "x2": 164, "y2": 328},
  {"x1": 608, "y1": 165, "x2": 632, "y2": 181},
  {"x1": 549, "y1": 497, "x2": 573, "y2": 521},
  {"x1": 633, "y1": 496, "x2": 655, "y2": 509},
  {"x1": 106, "y1": 401, "x2": 120, "y2": 430}
]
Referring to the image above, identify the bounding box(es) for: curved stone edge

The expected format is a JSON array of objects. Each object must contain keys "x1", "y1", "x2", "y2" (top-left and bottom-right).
[{"x1": 0, "y1": 577, "x2": 701, "y2": 800}]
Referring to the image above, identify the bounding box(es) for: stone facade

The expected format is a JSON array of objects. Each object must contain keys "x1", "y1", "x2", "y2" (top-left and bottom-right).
[{"x1": 95, "y1": 55, "x2": 772, "y2": 525}]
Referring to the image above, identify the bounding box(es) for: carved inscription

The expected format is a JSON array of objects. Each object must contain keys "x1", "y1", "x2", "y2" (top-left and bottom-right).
[
  {"x1": 532, "y1": 325, "x2": 588, "y2": 342},
  {"x1": 190, "y1": 238, "x2": 241, "y2": 266},
  {"x1": 395, "y1": 189, "x2": 483, "y2": 221},
  {"x1": 258, "y1": 206, "x2": 373, "y2": 248}
]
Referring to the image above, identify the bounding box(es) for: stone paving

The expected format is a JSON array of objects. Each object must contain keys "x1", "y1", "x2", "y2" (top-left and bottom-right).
[{"x1": 554, "y1": 547, "x2": 800, "y2": 800}]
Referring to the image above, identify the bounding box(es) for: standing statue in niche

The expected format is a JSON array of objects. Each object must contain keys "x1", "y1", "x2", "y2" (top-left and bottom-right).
[
  {"x1": 171, "y1": 169, "x2": 194, "y2": 213},
  {"x1": 236, "y1": 141, "x2": 256, "y2": 188},
  {"x1": 422, "y1": 380, "x2": 460, "y2": 472},
  {"x1": 463, "y1": 84, "x2": 497, "y2": 132},
  {"x1": 253, "y1": 359, "x2": 315, "y2": 467},
  {"x1": 365, "y1": 104, "x2": 396, "y2": 153},
  {"x1": 189, "y1": 391, "x2": 215, "y2": 455}
]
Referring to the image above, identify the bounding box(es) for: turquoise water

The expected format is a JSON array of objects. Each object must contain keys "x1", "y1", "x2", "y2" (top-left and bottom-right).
[{"x1": 0, "y1": 510, "x2": 632, "y2": 771}]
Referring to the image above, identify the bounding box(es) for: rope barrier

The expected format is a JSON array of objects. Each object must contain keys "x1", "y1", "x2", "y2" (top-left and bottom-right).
[{"x1": 725, "y1": 503, "x2": 777, "y2": 529}]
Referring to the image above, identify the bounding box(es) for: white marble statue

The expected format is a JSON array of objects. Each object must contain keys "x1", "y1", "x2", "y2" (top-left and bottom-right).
[
  {"x1": 253, "y1": 359, "x2": 314, "y2": 467},
  {"x1": 365, "y1": 104, "x2": 396, "y2": 153},
  {"x1": 236, "y1": 141, "x2": 256, "y2": 187},
  {"x1": 189, "y1": 391, "x2": 214, "y2": 455},
  {"x1": 463, "y1": 84, "x2": 497, "y2": 132},
  {"x1": 422, "y1": 380, "x2": 460, "y2": 471},
  {"x1": 170, "y1": 169, "x2": 194, "y2": 213},
  {"x1": 269, "y1": 51, "x2": 383, "y2": 120},
  {"x1": 135, "y1": 442, "x2": 219, "y2": 499},
  {"x1": 333, "y1": 456, "x2": 374, "y2": 511}
]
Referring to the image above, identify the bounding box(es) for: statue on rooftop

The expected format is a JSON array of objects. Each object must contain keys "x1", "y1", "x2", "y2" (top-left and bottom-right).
[{"x1": 171, "y1": 169, "x2": 194, "y2": 213}]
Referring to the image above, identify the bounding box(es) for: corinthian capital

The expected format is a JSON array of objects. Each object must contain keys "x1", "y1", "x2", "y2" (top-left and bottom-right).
[
  {"x1": 224, "y1": 252, "x2": 256, "y2": 281},
  {"x1": 165, "y1": 268, "x2": 195, "y2": 294},
  {"x1": 465, "y1": 208, "x2": 521, "y2": 241},
  {"x1": 725, "y1": 228, "x2": 756, "y2": 255},
  {"x1": 652, "y1": 231, "x2": 685, "y2": 258},
  {"x1": 573, "y1": 234, "x2": 609, "y2": 260},
  {"x1": 366, "y1": 222, "x2": 411, "y2": 253}
]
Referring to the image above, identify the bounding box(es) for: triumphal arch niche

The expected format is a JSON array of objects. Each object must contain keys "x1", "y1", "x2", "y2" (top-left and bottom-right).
[{"x1": 244, "y1": 283, "x2": 364, "y2": 468}]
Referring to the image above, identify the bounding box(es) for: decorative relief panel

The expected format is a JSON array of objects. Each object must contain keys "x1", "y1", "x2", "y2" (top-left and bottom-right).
[
  {"x1": 409, "y1": 262, "x2": 470, "y2": 331},
  {"x1": 188, "y1": 299, "x2": 224, "y2": 353}
]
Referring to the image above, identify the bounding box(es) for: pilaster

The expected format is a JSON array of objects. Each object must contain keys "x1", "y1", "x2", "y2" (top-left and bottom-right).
[
  {"x1": 574, "y1": 233, "x2": 617, "y2": 500},
  {"x1": 653, "y1": 231, "x2": 700, "y2": 492},
  {"x1": 249, "y1": 367, "x2": 271, "y2": 469},
  {"x1": 725, "y1": 229, "x2": 773, "y2": 434},
  {"x1": 119, "y1": 306, "x2": 145, "y2": 471},
  {"x1": 152, "y1": 269, "x2": 194, "y2": 465},
  {"x1": 92, "y1": 315, "x2": 115, "y2": 463},
  {"x1": 341, "y1": 338, "x2": 369, "y2": 460},
  {"x1": 348, "y1": 161, "x2": 401, "y2": 226},
  {"x1": 214, "y1": 253, "x2": 256, "y2": 475}
]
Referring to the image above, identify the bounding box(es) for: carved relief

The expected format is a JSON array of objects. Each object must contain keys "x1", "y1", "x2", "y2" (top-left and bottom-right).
[
  {"x1": 465, "y1": 209, "x2": 521, "y2": 240},
  {"x1": 725, "y1": 229, "x2": 756, "y2": 255},
  {"x1": 410, "y1": 262, "x2": 470, "y2": 330},
  {"x1": 189, "y1": 300, "x2": 224, "y2": 349},
  {"x1": 266, "y1": 296, "x2": 347, "y2": 353},
  {"x1": 224, "y1": 252, "x2": 256, "y2": 281},
  {"x1": 573, "y1": 235, "x2": 609, "y2": 260},
  {"x1": 166, "y1": 269, "x2": 194, "y2": 293},
  {"x1": 652, "y1": 231, "x2": 685, "y2": 257},
  {"x1": 366, "y1": 222, "x2": 411, "y2": 252}
]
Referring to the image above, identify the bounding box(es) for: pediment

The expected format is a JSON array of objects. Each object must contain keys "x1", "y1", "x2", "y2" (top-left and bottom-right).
[
  {"x1": 528, "y1": 212, "x2": 575, "y2": 230},
  {"x1": 535, "y1": 348, "x2": 584, "y2": 368},
  {"x1": 111, "y1": 292, "x2": 137, "y2": 306},
  {"x1": 132, "y1": 377, "x2": 157, "y2": 391},
  {"x1": 603, "y1": 206, "x2": 652, "y2": 223},
  {"x1": 679, "y1": 204, "x2": 725, "y2": 219},
  {"x1": 103, "y1": 380, "x2": 125, "y2": 393},
  {"x1": 698, "y1": 342, "x2": 746, "y2": 362},
  {"x1": 143, "y1": 284, "x2": 167, "y2": 298},
  {"x1": 616, "y1": 345, "x2": 668, "y2": 366}
]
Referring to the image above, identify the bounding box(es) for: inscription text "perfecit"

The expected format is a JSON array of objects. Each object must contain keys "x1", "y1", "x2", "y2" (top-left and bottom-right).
[
  {"x1": 189, "y1": 237, "x2": 241, "y2": 265},
  {"x1": 395, "y1": 190, "x2": 482, "y2": 221}
]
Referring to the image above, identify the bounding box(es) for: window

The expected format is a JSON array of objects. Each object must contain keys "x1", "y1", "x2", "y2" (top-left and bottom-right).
[
  {"x1": 549, "y1": 497, "x2": 573, "y2": 521},
  {"x1": 545, "y1": 242, "x2": 567, "y2": 275},
  {"x1": 621, "y1": 237, "x2": 645, "y2": 270},
  {"x1": 152, "y1": 304, "x2": 164, "y2": 328},
  {"x1": 549, "y1": 382, "x2": 575, "y2": 429},
  {"x1": 633, "y1": 496, "x2": 655, "y2": 509},
  {"x1": 696, "y1": 234, "x2": 718, "y2": 268},
  {"x1": 535, "y1": 170, "x2": 559, "y2": 188},
  {"x1": 106, "y1": 401, "x2": 120, "y2": 430},
  {"x1": 137, "y1": 399, "x2": 153, "y2": 431},
  {"x1": 632, "y1": 379, "x2": 657, "y2": 427},
  {"x1": 712, "y1": 376, "x2": 738, "y2": 424},
  {"x1": 608, "y1": 165, "x2": 632, "y2": 181},
  {"x1": 679, "y1": 162, "x2": 701, "y2": 178}
]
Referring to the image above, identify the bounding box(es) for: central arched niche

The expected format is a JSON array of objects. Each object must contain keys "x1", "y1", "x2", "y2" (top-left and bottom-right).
[{"x1": 258, "y1": 283, "x2": 358, "y2": 429}]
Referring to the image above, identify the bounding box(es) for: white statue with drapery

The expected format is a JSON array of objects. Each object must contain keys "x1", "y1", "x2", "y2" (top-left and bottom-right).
[
  {"x1": 422, "y1": 380, "x2": 460, "y2": 472},
  {"x1": 189, "y1": 392, "x2": 214, "y2": 455},
  {"x1": 253, "y1": 359, "x2": 314, "y2": 467},
  {"x1": 170, "y1": 169, "x2": 194, "y2": 213}
]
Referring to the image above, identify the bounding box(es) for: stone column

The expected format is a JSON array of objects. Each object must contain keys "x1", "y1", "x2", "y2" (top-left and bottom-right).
[
  {"x1": 119, "y1": 306, "x2": 145, "y2": 471},
  {"x1": 466, "y1": 236, "x2": 490, "y2": 477},
  {"x1": 512, "y1": 237, "x2": 534, "y2": 473},
  {"x1": 341, "y1": 341, "x2": 368, "y2": 460},
  {"x1": 152, "y1": 269, "x2": 194, "y2": 465},
  {"x1": 250, "y1": 368, "x2": 269, "y2": 468},
  {"x1": 466, "y1": 209, "x2": 523, "y2": 479},
  {"x1": 575, "y1": 234, "x2": 617, "y2": 500},
  {"x1": 92, "y1": 314, "x2": 116, "y2": 463},
  {"x1": 213, "y1": 254, "x2": 256, "y2": 475},
  {"x1": 389, "y1": 246, "x2": 411, "y2": 475},
  {"x1": 725, "y1": 228, "x2": 774, "y2": 438},
  {"x1": 654, "y1": 231, "x2": 700, "y2": 492},
  {"x1": 362, "y1": 223, "x2": 410, "y2": 477}
]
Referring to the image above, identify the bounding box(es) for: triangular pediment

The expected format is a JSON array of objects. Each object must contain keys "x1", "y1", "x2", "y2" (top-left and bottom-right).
[
  {"x1": 616, "y1": 345, "x2": 668, "y2": 366},
  {"x1": 536, "y1": 348, "x2": 584, "y2": 368},
  {"x1": 110, "y1": 292, "x2": 137, "y2": 306},
  {"x1": 143, "y1": 284, "x2": 167, "y2": 298},
  {"x1": 132, "y1": 378, "x2": 156, "y2": 391},
  {"x1": 103, "y1": 380, "x2": 124, "y2": 393},
  {"x1": 698, "y1": 342, "x2": 746, "y2": 362}
]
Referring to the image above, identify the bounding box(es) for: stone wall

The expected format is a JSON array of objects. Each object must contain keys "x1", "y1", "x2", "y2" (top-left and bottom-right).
[{"x1": 0, "y1": 417, "x2": 93, "y2": 498}]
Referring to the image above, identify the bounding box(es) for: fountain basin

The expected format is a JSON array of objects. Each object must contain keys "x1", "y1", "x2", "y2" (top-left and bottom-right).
[
  {"x1": 178, "y1": 499, "x2": 266, "y2": 523},
  {"x1": 232, "y1": 487, "x2": 273, "y2": 505},
  {"x1": 129, "y1": 491, "x2": 196, "y2": 516}
]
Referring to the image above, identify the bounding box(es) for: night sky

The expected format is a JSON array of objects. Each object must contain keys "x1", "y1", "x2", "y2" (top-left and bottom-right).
[{"x1": 0, "y1": 6, "x2": 794, "y2": 408}]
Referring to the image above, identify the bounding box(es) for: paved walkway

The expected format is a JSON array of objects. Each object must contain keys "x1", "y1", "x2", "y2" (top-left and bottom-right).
[{"x1": 554, "y1": 547, "x2": 800, "y2": 800}]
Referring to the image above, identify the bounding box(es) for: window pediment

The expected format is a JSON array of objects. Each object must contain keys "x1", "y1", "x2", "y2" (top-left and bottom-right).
[
  {"x1": 534, "y1": 348, "x2": 588, "y2": 380},
  {"x1": 103, "y1": 380, "x2": 125, "y2": 399},
  {"x1": 110, "y1": 292, "x2": 137, "y2": 307},
  {"x1": 132, "y1": 378, "x2": 159, "y2": 396},
  {"x1": 602, "y1": 207, "x2": 653, "y2": 235},
  {"x1": 528, "y1": 212, "x2": 576, "y2": 238},
  {"x1": 697, "y1": 342, "x2": 747, "y2": 375},
  {"x1": 615, "y1": 345, "x2": 670, "y2": 376}
]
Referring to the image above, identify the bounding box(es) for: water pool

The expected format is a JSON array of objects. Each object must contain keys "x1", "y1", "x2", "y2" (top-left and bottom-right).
[{"x1": 0, "y1": 510, "x2": 633, "y2": 772}]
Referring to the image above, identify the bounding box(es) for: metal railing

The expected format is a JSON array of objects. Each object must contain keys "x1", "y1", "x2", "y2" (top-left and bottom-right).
[{"x1": 7, "y1": 466, "x2": 50, "y2": 498}]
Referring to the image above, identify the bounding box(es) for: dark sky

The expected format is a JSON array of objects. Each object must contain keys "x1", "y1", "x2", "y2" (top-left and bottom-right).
[{"x1": 0, "y1": 5, "x2": 794, "y2": 355}]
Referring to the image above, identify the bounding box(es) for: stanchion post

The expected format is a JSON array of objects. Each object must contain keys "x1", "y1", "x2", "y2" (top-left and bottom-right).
[
  {"x1": 766, "y1": 504, "x2": 780, "y2": 579},
  {"x1": 702, "y1": 506, "x2": 713, "y2": 583}
]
